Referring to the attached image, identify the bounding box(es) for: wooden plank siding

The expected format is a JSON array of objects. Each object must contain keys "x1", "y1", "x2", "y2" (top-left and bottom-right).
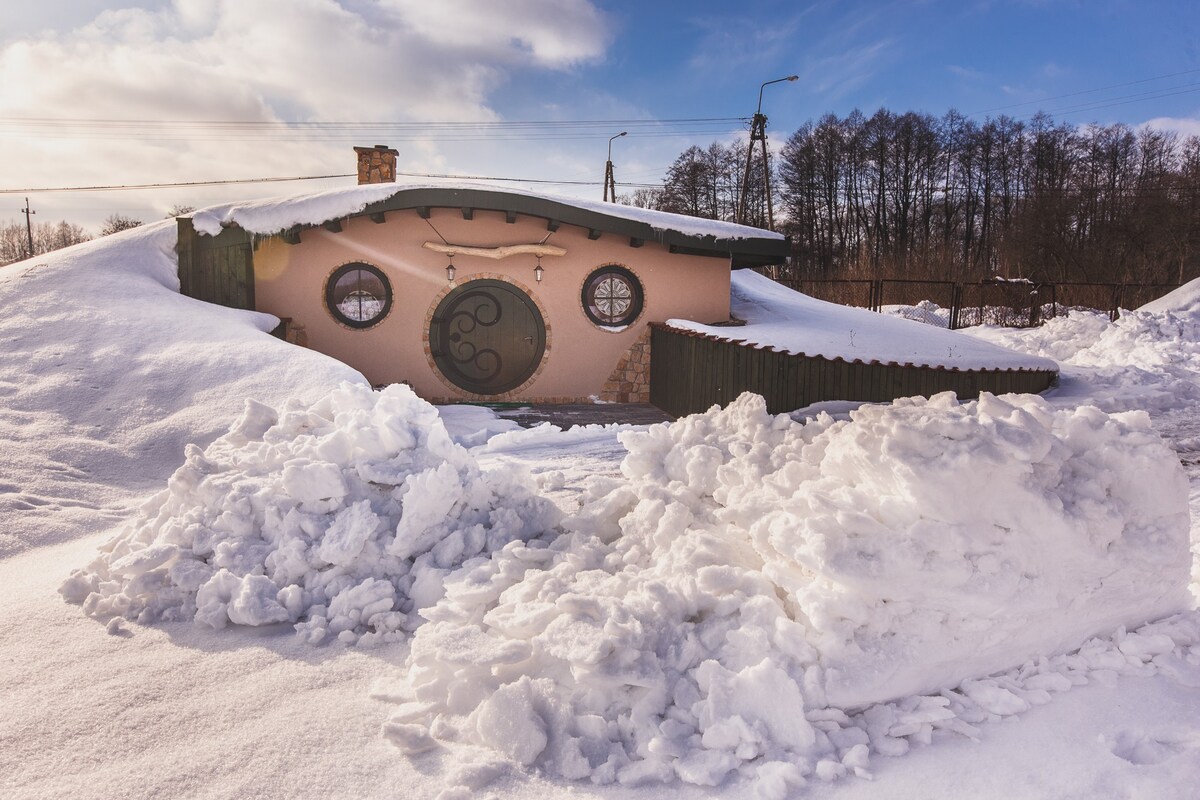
[
  {"x1": 176, "y1": 218, "x2": 256, "y2": 311},
  {"x1": 648, "y1": 323, "x2": 1058, "y2": 417}
]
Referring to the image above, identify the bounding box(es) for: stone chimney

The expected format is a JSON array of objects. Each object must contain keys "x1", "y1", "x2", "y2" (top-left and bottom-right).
[{"x1": 354, "y1": 145, "x2": 399, "y2": 184}]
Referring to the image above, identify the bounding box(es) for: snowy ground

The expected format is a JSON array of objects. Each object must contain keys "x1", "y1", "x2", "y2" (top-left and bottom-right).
[{"x1": 2, "y1": 218, "x2": 1199, "y2": 799}]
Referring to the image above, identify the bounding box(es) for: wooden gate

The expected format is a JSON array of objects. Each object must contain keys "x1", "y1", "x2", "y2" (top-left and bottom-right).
[{"x1": 176, "y1": 219, "x2": 255, "y2": 310}]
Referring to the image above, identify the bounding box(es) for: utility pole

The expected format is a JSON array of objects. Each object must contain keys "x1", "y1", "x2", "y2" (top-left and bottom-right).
[
  {"x1": 21, "y1": 197, "x2": 36, "y2": 259},
  {"x1": 737, "y1": 75, "x2": 797, "y2": 231},
  {"x1": 603, "y1": 131, "x2": 627, "y2": 202}
]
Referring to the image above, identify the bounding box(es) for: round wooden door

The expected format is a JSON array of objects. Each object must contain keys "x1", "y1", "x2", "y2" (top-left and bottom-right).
[{"x1": 430, "y1": 279, "x2": 546, "y2": 395}]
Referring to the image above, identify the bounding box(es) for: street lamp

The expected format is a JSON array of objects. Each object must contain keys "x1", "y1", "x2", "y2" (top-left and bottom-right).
[
  {"x1": 738, "y1": 75, "x2": 798, "y2": 230},
  {"x1": 603, "y1": 131, "x2": 628, "y2": 203}
]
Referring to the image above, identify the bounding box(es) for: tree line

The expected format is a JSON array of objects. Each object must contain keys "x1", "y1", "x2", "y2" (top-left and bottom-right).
[
  {"x1": 0, "y1": 209, "x2": 193, "y2": 267},
  {"x1": 633, "y1": 110, "x2": 1200, "y2": 286}
]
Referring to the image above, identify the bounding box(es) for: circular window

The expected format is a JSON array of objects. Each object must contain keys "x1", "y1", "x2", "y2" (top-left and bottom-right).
[
  {"x1": 582, "y1": 266, "x2": 643, "y2": 328},
  {"x1": 325, "y1": 262, "x2": 392, "y2": 329}
]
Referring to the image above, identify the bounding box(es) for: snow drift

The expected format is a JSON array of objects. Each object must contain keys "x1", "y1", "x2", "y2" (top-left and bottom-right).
[
  {"x1": 60, "y1": 382, "x2": 561, "y2": 645},
  {"x1": 390, "y1": 391, "x2": 1191, "y2": 787},
  {"x1": 667, "y1": 270, "x2": 1057, "y2": 372},
  {"x1": 967, "y1": 296, "x2": 1200, "y2": 414},
  {"x1": 0, "y1": 222, "x2": 362, "y2": 557}
]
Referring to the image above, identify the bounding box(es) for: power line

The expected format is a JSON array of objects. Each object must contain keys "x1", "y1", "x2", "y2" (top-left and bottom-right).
[
  {"x1": 964, "y1": 68, "x2": 1200, "y2": 119},
  {"x1": 968, "y1": 67, "x2": 1200, "y2": 116},
  {"x1": 0, "y1": 174, "x2": 355, "y2": 194},
  {"x1": 0, "y1": 116, "x2": 750, "y2": 144},
  {"x1": 0, "y1": 116, "x2": 748, "y2": 127},
  {"x1": 1038, "y1": 85, "x2": 1200, "y2": 119},
  {"x1": 0, "y1": 129, "x2": 749, "y2": 144},
  {"x1": 0, "y1": 170, "x2": 663, "y2": 195}
]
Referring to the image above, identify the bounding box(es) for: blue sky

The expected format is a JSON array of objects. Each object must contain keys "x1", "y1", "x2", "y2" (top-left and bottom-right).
[
  {"x1": 1, "y1": 1, "x2": 1197, "y2": 229},
  {"x1": 498, "y1": 1, "x2": 1200, "y2": 131}
]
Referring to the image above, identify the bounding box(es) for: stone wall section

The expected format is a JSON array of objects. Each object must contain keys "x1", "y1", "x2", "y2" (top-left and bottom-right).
[{"x1": 600, "y1": 326, "x2": 652, "y2": 403}]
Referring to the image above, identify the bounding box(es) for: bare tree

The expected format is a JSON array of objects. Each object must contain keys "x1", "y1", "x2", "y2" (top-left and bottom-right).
[
  {"x1": 617, "y1": 188, "x2": 663, "y2": 210},
  {"x1": 0, "y1": 219, "x2": 91, "y2": 266},
  {"x1": 99, "y1": 214, "x2": 144, "y2": 236}
]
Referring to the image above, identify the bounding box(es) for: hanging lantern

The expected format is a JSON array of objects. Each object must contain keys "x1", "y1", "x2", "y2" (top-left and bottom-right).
[
  {"x1": 446, "y1": 260, "x2": 456, "y2": 283},
  {"x1": 534, "y1": 255, "x2": 544, "y2": 283}
]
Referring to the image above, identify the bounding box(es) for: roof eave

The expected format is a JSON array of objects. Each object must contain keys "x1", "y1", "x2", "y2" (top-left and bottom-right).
[{"x1": 273, "y1": 186, "x2": 789, "y2": 265}]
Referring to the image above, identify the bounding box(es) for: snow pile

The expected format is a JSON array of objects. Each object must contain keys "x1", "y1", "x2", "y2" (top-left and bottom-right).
[
  {"x1": 970, "y1": 304, "x2": 1200, "y2": 412},
  {"x1": 60, "y1": 382, "x2": 561, "y2": 645},
  {"x1": 881, "y1": 300, "x2": 952, "y2": 328},
  {"x1": 387, "y1": 392, "x2": 1191, "y2": 788},
  {"x1": 1140, "y1": 274, "x2": 1200, "y2": 315},
  {"x1": 669, "y1": 271, "x2": 1057, "y2": 372}
]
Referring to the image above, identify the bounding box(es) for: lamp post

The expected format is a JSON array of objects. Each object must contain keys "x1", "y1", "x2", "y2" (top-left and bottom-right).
[
  {"x1": 603, "y1": 131, "x2": 627, "y2": 203},
  {"x1": 738, "y1": 75, "x2": 797, "y2": 230}
]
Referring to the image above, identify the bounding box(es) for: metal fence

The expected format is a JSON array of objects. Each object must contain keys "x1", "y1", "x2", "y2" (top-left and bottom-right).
[{"x1": 771, "y1": 275, "x2": 1181, "y2": 330}]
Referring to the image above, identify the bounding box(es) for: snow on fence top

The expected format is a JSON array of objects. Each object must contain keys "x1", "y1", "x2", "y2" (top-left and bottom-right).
[{"x1": 668, "y1": 270, "x2": 1059, "y2": 373}]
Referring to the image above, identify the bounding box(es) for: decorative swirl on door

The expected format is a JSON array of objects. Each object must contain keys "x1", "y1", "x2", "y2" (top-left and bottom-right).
[
  {"x1": 445, "y1": 291, "x2": 504, "y2": 381},
  {"x1": 430, "y1": 279, "x2": 546, "y2": 395}
]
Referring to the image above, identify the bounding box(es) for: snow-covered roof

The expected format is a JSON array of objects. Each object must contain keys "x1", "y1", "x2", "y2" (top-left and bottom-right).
[
  {"x1": 668, "y1": 270, "x2": 1059, "y2": 372},
  {"x1": 189, "y1": 179, "x2": 790, "y2": 268}
]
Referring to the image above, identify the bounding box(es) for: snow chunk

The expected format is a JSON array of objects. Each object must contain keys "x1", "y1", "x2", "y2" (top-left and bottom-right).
[
  {"x1": 474, "y1": 677, "x2": 549, "y2": 765},
  {"x1": 62, "y1": 383, "x2": 561, "y2": 645}
]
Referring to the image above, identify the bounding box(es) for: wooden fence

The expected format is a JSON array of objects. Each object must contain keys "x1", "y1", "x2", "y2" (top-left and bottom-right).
[{"x1": 649, "y1": 324, "x2": 1058, "y2": 417}]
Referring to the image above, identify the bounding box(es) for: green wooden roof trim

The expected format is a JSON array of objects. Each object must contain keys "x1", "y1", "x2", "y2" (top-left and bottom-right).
[
  {"x1": 368, "y1": 188, "x2": 789, "y2": 267},
  {"x1": 251, "y1": 187, "x2": 788, "y2": 267}
]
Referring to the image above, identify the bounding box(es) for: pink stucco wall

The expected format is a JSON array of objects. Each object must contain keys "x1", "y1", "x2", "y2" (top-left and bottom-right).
[{"x1": 252, "y1": 207, "x2": 732, "y2": 401}]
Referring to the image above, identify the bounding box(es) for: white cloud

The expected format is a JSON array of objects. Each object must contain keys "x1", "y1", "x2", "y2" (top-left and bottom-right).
[
  {"x1": 801, "y1": 39, "x2": 896, "y2": 99},
  {"x1": 1140, "y1": 114, "x2": 1200, "y2": 139},
  {"x1": 0, "y1": 0, "x2": 614, "y2": 229},
  {"x1": 947, "y1": 65, "x2": 984, "y2": 81},
  {"x1": 381, "y1": 0, "x2": 609, "y2": 68}
]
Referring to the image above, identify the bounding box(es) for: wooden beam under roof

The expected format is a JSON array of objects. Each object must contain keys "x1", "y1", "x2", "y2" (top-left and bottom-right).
[{"x1": 461, "y1": 207, "x2": 474, "y2": 220}]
